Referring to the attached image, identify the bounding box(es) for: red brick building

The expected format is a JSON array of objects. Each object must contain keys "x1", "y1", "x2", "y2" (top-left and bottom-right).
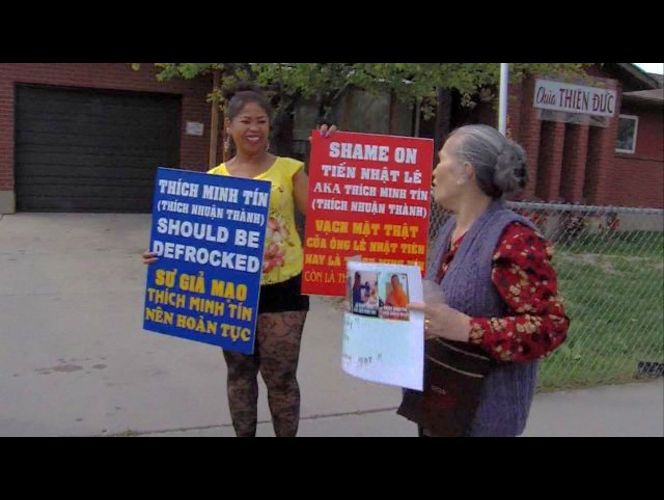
[
  {"x1": 504, "y1": 64, "x2": 663, "y2": 208},
  {"x1": 301, "y1": 63, "x2": 663, "y2": 209},
  {"x1": 0, "y1": 63, "x2": 661, "y2": 213},
  {"x1": 0, "y1": 63, "x2": 217, "y2": 213}
]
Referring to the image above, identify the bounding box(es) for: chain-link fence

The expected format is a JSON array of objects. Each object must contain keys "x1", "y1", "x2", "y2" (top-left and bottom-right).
[{"x1": 429, "y1": 201, "x2": 664, "y2": 391}]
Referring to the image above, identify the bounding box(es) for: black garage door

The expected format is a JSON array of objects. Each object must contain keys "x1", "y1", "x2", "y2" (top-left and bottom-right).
[{"x1": 15, "y1": 84, "x2": 181, "y2": 212}]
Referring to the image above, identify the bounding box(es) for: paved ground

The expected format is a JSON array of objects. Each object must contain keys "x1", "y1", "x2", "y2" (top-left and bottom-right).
[{"x1": 1, "y1": 213, "x2": 662, "y2": 437}]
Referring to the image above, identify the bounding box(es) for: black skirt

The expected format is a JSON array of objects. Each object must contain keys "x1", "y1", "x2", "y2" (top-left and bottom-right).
[{"x1": 258, "y1": 273, "x2": 310, "y2": 314}]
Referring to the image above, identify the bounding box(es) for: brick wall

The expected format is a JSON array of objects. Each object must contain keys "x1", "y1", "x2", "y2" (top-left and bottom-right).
[
  {"x1": 607, "y1": 102, "x2": 664, "y2": 208},
  {"x1": 0, "y1": 63, "x2": 218, "y2": 207},
  {"x1": 508, "y1": 68, "x2": 663, "y2": 208}
]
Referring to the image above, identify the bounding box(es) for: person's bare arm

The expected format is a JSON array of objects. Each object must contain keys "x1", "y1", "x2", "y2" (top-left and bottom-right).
[{"x1": 293, "y1": 168, "x2": 309, "y2": 216}]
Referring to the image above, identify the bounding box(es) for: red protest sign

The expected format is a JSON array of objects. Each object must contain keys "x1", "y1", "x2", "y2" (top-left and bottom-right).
[{"x1": 302, "y1": 131, "x2": 434, "y2": 296}]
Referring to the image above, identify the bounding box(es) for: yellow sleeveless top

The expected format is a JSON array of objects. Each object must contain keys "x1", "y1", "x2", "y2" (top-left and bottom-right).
[{"x1": 208, "y1": 157, "x2": 305, "y2": 285}]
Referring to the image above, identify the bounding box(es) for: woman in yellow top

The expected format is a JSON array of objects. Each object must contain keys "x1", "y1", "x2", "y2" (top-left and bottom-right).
[{"x1": 146, "y1": 82, "x2": 335, "y2": 437}]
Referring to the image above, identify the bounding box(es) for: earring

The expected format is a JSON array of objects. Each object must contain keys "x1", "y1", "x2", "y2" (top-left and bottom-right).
[
  {"x1": 265, "y1": 141, "x2": 270, "y2": 152},
  {"x1": 223, "y1": 133, "x2": 231, "y2": 155}
]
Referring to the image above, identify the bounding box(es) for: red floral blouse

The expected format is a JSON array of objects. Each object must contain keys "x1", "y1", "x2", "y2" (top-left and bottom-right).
[{"x1": 436, "y1": 222, "x2": 569, "y2": 363}]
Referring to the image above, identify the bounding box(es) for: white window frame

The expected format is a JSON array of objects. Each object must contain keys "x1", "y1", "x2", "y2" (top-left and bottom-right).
[{"x1": 615, "y1": 114, "x2": 639, "y2": 154}]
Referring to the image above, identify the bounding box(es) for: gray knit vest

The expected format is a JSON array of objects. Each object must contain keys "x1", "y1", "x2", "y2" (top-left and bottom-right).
[{"x1": 427, "y1": 200, "x2": 539, "y2": 437}]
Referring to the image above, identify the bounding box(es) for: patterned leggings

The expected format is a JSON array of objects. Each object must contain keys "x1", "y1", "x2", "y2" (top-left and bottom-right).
[{"x1": 222, "y1": 311, "x2": 307, "y2": 437}]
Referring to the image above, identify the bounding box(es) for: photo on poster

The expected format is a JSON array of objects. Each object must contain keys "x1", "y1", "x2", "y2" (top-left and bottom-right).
[
  {"x1": 378, "y1": 272, "x2": 410, "y2": 321},
  {"x1": 347, "y1": 270, "x2": 380, "y2": 317}
]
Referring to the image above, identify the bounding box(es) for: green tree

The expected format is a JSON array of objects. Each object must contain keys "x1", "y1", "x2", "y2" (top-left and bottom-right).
[
  {"x1": 132, "y1": 62, "x2": 591, "y2": 156},
  {"x1": 139, "y1": 62, "x2": 589, "y2": 115}
]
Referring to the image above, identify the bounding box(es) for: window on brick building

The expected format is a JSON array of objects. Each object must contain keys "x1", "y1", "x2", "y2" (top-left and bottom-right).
[{"x1": 616, "y1": 114, "x2": 639, "y2": 154}]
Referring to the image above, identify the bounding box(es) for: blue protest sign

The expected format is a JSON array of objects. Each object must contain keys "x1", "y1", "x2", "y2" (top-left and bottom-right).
[{"x1": 143, "y1": 167, "x2": 270, "y2": 354}]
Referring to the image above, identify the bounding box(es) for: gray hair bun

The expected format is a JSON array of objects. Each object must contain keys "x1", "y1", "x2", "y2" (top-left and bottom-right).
[
  {"x1": 449, "y1": 124, "x2": 529, "y2": 199},
  {"x1": 493, "y1": 140, "x2": 528, "y2": 197}
]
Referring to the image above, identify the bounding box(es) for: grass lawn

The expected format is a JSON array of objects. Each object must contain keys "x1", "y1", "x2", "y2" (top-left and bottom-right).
[{"x1": 538, "y1": 231, "x2": 663, "y2": 390}]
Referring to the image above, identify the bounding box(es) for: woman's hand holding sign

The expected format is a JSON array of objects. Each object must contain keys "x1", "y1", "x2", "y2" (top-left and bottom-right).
[{"x1": 142, "y1": 251, "x2": 158, "y2": 265}]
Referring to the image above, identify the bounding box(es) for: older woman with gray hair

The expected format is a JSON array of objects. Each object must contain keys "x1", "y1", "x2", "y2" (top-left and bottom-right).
[{"x1": 398, "y1": 125, "x2": 569, "y2": 437}]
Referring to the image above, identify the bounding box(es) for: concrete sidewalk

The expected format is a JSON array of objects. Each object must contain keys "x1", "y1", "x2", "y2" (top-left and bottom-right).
[
  {"x1": 1, "y1": 214, "x2": 662, "y2": 437},
  {"x1": 138, "y1": 380, "x2": 664, "y2": 437}
]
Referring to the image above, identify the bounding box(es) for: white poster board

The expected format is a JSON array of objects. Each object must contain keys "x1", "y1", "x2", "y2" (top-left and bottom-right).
[{"x1": 342, "y1": 262, "x2": 424, "y2": 391}]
